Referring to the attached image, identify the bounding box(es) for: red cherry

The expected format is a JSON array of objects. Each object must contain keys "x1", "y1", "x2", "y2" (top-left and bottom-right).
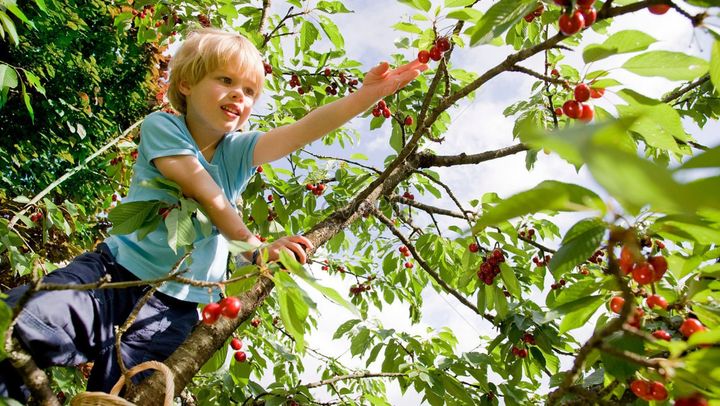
[
  {"x1": 372, "y1": 108, "x2": 381, "y2": 117},
  {"x1": 562, "y1": 100, "x2": 582, "y2": 119},
  {"x1": 652, "y1": 330, "x2": 671, "y2": 341},
  {"x1": 316, "y1": 183, "x2": 325, "y2": 192},
  {"x1": 306, "y1": 183, "x2": 315, "y2": 190},
  {"x1": 589, "y1": 87, "x2": 605, "y2": 98},
  {"x1": 234, "y1": 351, "x2": 247, "y2": 362},
  {"x1": 256, "y1": 166, "x2": 263, "y2": 173},
  {"x1": 418, "y1": 50, "x2": 430, "y2": 64},
  {"x1": 377, "y1": 100, "x2": 387, "y2": 110},
  {"x1": 630, "y1": 380, "x2": 651, "y2": 399},
  {"x1": 267, "y1": 194, "x2": 273, "y2": 202},
  {"x1": 399, "y1": 246, "x2": 408, "y2": 253},
  {"x1": 577, "y1": 0, "x2": 595, "y2": 7},
  {"x1": 524, "y1": 14, "x2": 535, "y2": 23},
  {"x1": 580, "y1": 7, "x2": 597, "y2": 27},
  {"x1": 404, "y1": 116, "x2": 413, "y2": 126},
  {"x1": 649, "y1": 4, "x2": 670, "y2": 14},
  {"x1": 649, "y1": 381, "x2": 668, "y2": 401},
  {"x1": 250, "y1": 318, "x2": 261, "y2": 328},
  {"x1": 324, "y1": 67, "x2": 331, "y2": 76},
  {"x1": 382, "y1": 108, "x2": 391, "y2": 119},
  {"x1": 554, "y1": 107, "x2": 563, "y2": 116},
  {"x1": 201, "y1": 303, "x2": 222, "y2": 325},
  {"x1": 429, "y1": 46, "x2": 442, "y2": 61},
  {"x1": 675, "y1": 394, "x2": 709, "y2": 406},
  {"x1": 609, "y1": 296, "x2": 625, "y2": 314},
  {"x1": 404, "y1": 262, "x2": 413, "y2": 269},
  {"x1": 619, "y1": 246, "x2": 635, "y2": 274},
  {"x1": 574, "y1": 83, "x2": 591, "y2": 102},
  {"x1": 435, "y1": 37, "x2": 451, "y2": 52},
  {"x1": 551, "y1": 68, "x2": 560, "y2": 77},
  {"x1": 558, "y1": 11, "x2": 585, "y2": 36},
  {"x1": 647, "y1": 256, "x2": 668, "y2": 281},
  {"x1": 646, "y1": 294, "x2": 668, "y2": 310},
  {"x1": 469, "y1": 243, "x2": 479, "y2": 253},
  {"x1": 579, "y1": 103, "x2": 594, "y2": 122},
  {"x1": 220, "y1": 297, "x2": 242, "y2": 318},
  {"x1": 679, "y1": 318, "x2": 705, "y2": 338},
  {"x1": 230, "y1": 338, "x2": 243, "y2": 350},
  {"x1": 632, "y1": 263, "x2": 654, "y2": 285}
]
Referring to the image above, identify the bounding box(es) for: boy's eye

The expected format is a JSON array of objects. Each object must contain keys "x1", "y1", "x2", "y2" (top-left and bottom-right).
[
  {"x1": 243, "y1": 87, "x2": 256, "y2": 97},
  {"x1": 220, "y1": 77, "x2": 232, "y2": 84}
]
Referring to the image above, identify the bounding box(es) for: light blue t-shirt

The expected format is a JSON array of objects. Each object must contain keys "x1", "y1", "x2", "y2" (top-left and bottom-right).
[{"x1": 104, "y1": 111, "x2": 261, "y2": 304}]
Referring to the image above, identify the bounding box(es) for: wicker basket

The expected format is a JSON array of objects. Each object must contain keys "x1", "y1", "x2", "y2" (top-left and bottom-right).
[{"x1": 70, "y1": 361, "x2": 174, "y2": 406}]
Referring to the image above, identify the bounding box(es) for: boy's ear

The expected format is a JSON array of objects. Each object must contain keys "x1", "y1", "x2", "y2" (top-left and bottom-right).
[{"x1": 179, "y1": 80, "x2": 191, "y2": 95}]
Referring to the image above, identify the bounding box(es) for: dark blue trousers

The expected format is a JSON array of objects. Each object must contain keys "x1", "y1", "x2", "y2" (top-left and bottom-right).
[{"x1": 0, "y1": 244, "x2": 199, "y2": 401}]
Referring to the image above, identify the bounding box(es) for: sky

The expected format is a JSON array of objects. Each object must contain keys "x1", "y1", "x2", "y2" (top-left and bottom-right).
[{"x1": 245, "y1": 1, "x2": 720, "y2": 404}]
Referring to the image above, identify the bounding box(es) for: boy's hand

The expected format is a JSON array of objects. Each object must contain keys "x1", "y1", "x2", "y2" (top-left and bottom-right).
[
  {"x1": 264, "y1": 235, "x2": 314, "y2": 264},
  {"x1": 361, "y1": 60, "x2": 428, "y2": 100}
]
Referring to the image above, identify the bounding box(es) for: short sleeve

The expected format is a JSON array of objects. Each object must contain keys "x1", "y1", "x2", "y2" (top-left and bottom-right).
[
  {"x1": 140, "y1": 112, "x2": 197, "y2": 162},
  {"x1": 221, "y1": 131, "x2": 262, "y2": 192}
]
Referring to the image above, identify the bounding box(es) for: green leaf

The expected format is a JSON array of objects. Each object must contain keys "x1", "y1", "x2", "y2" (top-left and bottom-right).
[
  {"x1": 549, "y1": 218, "x2": 606, "y2": 279},
  {"x1": 469, "y1": 0, "x2": 536, "y2": 46},
  {"x1": 601, "y1": 332, "x2": 643, "y2": 379},
  {"x1": 617, "y1": 103, "x2": 687, "y2": 152},
  {"x1": 294, "y1": 268, "x2": 360, "y2": 316},
  {"x1": 499, "y1": 262, "x2": 521, "y2": 298},
  {"x1": 446, "y1": 9, "x2": 483, "y2": 21},
  {"x1": 622, "y1": 51, "x2": 709, "y2": 81},
  {"x1": 300, "y1": 21, "x2": 319, "y2": 52},
  {"x1": 473, "y1": 180, "x2": 605, "y2": 230},
  {"x1": 680, "y1": 144, "x2": 720, "y2": 169},
  {"x1": 316, "y1": 1, "x2": 352, "y2": 13},
  {"x1": 318, "y1": 15, "x2": 344, "y2": 49},
  {"x1": 0, "y1": 12, "x2": 19, "y2": 45},
  {"x1": 446, "y1": 0, "x2": 476, "y2": 6},
  {"x1": 275, "y1": 273, "x2": 309, "y2": 352},
  {"x1": 711, "y1": 41, "x2": 720, "y2": 92},
  {"x1": 333, "y1": 319, "x2": 361, "y2": 339},
  {"x1": 559, "y1": 296, "x2": 604, "y2": 333},
  {"x1": 543, "y1": 295, "x2": 603, "y2": 323},
  {"x1": 583, "y1": 30, "x2": 656, "y2": 63},
  {"x1": 108, "y1": 201, "x2": 162, "y2": 235},
  {"x1": 392, "y1": 22, "x2": 423, "y2": 34},
  {"x1": 0, "y1": 64, "x2": 18, "y2": 89},
  {"x1": 583, "y1": 145, "x2": 689, "y2": 215},
  {"x1": 398, "y1": 0, "x2": 431, "y2": 11},
  {"x1": 438, "y1": 375, "x2": 475, "y2": 404},
  {"x1": 350, "y1": 327, "x2": 371, "y2": 356},
  {"x1": 649, "y1": 215, "x2": 720, "y2": 245}
]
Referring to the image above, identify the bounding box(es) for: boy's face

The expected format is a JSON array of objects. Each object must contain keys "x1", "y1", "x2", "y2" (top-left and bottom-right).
[{"x1": 180, "y1": 60, "x2": 259, "y2": 139}]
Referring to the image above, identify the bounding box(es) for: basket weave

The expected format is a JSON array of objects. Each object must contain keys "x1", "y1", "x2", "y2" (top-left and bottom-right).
[{"x1": 70, "y1": 361, "x2": 174, "y2": 406}]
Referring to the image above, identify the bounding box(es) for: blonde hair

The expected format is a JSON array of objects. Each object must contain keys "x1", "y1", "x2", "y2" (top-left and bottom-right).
[{"x1": 167, "y1": 28, "x2": 265, "y2": 115}]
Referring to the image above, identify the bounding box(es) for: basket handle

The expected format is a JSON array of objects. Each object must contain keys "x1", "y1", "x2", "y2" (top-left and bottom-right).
[{"x1": 109, "y1": 361, "x2": 175, "y2": 406}]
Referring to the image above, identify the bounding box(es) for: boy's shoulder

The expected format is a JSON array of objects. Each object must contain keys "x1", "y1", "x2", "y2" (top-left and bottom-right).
[{"x1": 144, "y1": 110, "x2": 184, "y2": 127}]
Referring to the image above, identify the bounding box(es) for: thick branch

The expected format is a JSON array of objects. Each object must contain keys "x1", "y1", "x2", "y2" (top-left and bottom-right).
[
  {"x1": 8, "y1": 338, "x2": 60, "y2": 406},
  {"x1": 389, "y1": 195, "x2": 468, "y2": 219},
  {"x1": 417, "y1": 143, "x2": 529, "y2": 168}
]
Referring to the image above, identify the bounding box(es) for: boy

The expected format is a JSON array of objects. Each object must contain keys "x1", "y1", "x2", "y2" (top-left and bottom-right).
[{"x1": 0, "y1": 27, "x2": 427, "y2": 400}]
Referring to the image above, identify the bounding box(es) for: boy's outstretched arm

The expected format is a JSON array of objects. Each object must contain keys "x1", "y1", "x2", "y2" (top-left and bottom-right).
[
  {"x1": 252, "y1": 60, "x2": 428, "y2": 166},
  {"x1": 153, "y1": 155, "x2": 313, "y2": 263}
]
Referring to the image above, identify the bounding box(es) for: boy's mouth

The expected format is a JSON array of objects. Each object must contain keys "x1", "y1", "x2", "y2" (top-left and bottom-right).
[{"x1": 221, "y1": 105, "x2": 241, "y2": 116}]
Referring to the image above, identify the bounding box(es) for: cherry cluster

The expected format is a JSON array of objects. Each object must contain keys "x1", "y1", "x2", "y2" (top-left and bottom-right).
[
  {"x1": 554, "y1": 0, "x2": 597, "y2": 36},
  {"x1": 371, "y1": 100, "x2": 392, "y2": 119},
  {"x1": 29, "y1": 211, "x2": 43, "y2": 223},
  {"x1": 619, "y1": 246, "x2": 668, "y2": 285},
  {"x1": 398, "y1": 245, "x2": 411, "y2": 257},
  {"x1": 511, "y1": 346, "x2": 528, "y2": 358},
  {"x1": 306, "y1": 183, "x2": 326, "y2": 196},
  {"x1": 630, "y1": 379, "x2": 667, "y2": 402},
  {"x1": 349, "y1": 283, "x2": 371, "y2": 296},
  {"x1": 523, "y1": 3, "x2": 544, "y2": 22},
  {"x1": 587, "y1": 249, "x2": 604, "y2": 264},
  {"x1": 558, "y1": 82, "x2": 602, "y2": 122},
  {"x1": 130, "y1": 4, "x2": 155, "y2": 19},
  {"x1": 229, "y1": 337, "x2": 247, "y2": 363},
  {"x1": 549, "y1": 279, "x2": 566, "y2": 290},
  {"x1": 417, "y1": 37, "x2": 451, "y2": 63},
  {"x1": 477, "y1": 249, "x2": 505, "y2": 285},
  {"x1": 675, "y1": 394, "x2": 709, "y2": 406},
  {"x1": 518, "y1": 228, "x2": 536, "y2": 239},
  {"x1": 201, "y1": 296, "x2": 242, "y2": 325},
  {"x1": 250, "y1": 318, "x2": 261, "y2": 328},
  {"x1": 198, "y1": 14, "x2": 211, "y2": 28},
  {"x1": 402, "y1": 191, "x2": 415, "y2": 200},
  {"x1": 533, "y1": 254, "x2": 551, "y2": 268}
]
